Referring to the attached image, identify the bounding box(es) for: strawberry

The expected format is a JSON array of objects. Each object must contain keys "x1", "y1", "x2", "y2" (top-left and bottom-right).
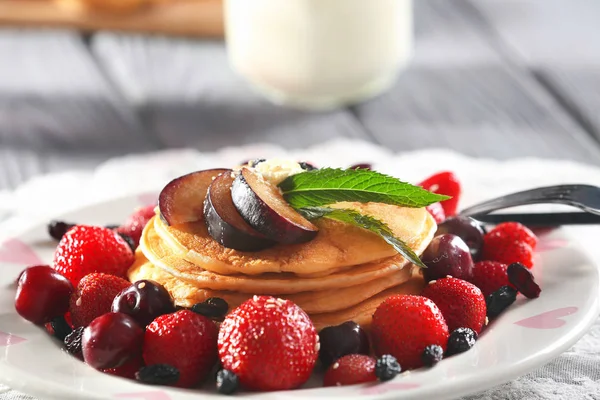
[
  {"x1": 486, "y1": 222, "x2": 537, "y2": 249},
  {"x1": 69, "y1": 273, "x2": 130, "y2": 328},
  {"x1": 371, "y1": 295, "x2": 449, "y2": 370},
  {"x1": 117, "y1": 205, "x2": 156, "y2": 247},
  {"x1": 483, "y1": 236, "x2": 534, "y2": 269},
  {"x1": 421, "y1": 277, "x2": 487, "y2": 334},
  {"x1": 218, "y1": 296, "x2": 319, "y2": 391},
  {"x1": 102, "y1": 356, "x2": 144, "y2": 380},
  {"x1": 144, "y1": 310, "x2": 218, "y2": 388},
  {"x1": 323, "y1": 354, "x2": 376, "y2": 387},
  {"x1": 426, "y1": 202, "x2": 446, "y2": 224},
  {"x1": 53, "y1": 225, "x2": 135, "y2": 286},
  {"x1": 471, "y1": 261, "x2": 510, "y2": 296},
  {"x1": 419, "y1": 171, "x2": 461, "y2": 217}
]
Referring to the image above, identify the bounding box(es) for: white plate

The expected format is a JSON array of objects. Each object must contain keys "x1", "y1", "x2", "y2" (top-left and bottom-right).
[{"x1": 0, "y1": 194, "x2": 598, "y2": 400}]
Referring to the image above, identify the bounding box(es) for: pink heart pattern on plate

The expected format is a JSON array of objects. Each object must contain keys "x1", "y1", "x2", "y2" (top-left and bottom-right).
[
  {"x1": 514, "y1": 307, "x2": 578, "y2": 329},
  {"x1": 0, "y1": 330, "x2": 26, "y2": 347},
  {"x1": 114, "y1": 391, "x2": 172, "y2": 400},
  {"x1": 0, "y1": 238, "x2": 43, "y2": 266},
  {"x1": 360, "y1": 382, "x2": 420, "y2": 395}
]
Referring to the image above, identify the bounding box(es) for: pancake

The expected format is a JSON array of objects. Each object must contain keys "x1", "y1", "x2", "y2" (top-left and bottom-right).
[
  {"x1": 140, "y1": 218, "x2": 427, "y2": 294},
  {"x1": 129, "y1": 252, "x2": 418, "y2": 314},
  {"x1": 154, "y1": 202, "x2": 435, "y2": 276}
]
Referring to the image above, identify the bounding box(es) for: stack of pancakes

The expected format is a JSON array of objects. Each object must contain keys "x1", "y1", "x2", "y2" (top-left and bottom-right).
[{"x1": 130, "y1": 202, "x2": 436, "y2": 331}]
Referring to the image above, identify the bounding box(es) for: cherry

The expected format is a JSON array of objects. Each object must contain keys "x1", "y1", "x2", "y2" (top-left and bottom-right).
[
  {"x1": 436, "y1": 217, "x2": 485, "y2": 261},
  {"x1": 15, "y1": 265, "x2": 74, "y2": 325},
  {"x1": 112, "y1": 280, "x2": 175, "y2": 327},
  {"x1": 421, "y1": 234, "x2": 474, "y2": 282},
  {"x1": 82, "y1": 312, "x2": 144, "y2": 369},
  {"x1": 318, "y1": 321, "x2": 370, "y2": 368}
]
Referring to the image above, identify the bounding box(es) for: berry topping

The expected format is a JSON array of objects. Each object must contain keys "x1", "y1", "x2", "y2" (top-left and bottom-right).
[
  {"x1": 470, "y1": 261, "x2": 510, "y2": 297},
  {"x1": 191, "y1": 297, "x2": 229, "y2": 320},
  {"x1": 64, "y1": 326, "x2": 85, "y2": 357},
  {"x1": 318, "y1": 321, "x2": 369, "y2": 369},
  {"x1": 112, "y1": 280, "x2": 175, "y2": 327},
  {"x1": 218, "y1": 296, "x2": 319, "y2": 391},
  {"x1": 144, "y1": 310, "x2": 218, "y2": 388},
  {"x1": 371, "y1": 295, "x2": 449, "y2": 370},
  {"x1": 117, "y1": 205, "x2": 156, "y2": 247},
  {"x1": 15, "y1": 265, "x2": 74, "y2": 325},
  {"x1": 53, "y1": 225, "x2": 135, "y2": 286},
  {"x1": 136, "y1": 364, "x2": 180, "y2": 386},
  {"x1": 446, "y1": 327, "x2": 477, "y2": 356},
  {"x1": 422, "y1": 277, "x2": 487, "y2": 334},
  {"x1": 483, "y1": 232, "x2": 534, "y2": 269},
  {"x1": 436, "y1": 217, "x2": 485, "y2": 261},
  {"x1": 103, "y1": 356, "x2": 144, "y2": 380},
  {"x1": 419, "y1": 171, "x2": 461, "y2": 217},
  {"x1": 50, "y1": 316, "x2": 73, "y2": 341},
  {"x1": 426, "y1": 202, "x2": 446, "y2": 224},
  {"x1": 323, "y1": 354, "x2": 377, "y2": 387},
  {"x1": 486, "y1": 286, "x2": 518, "y2": 319},
  {"x1": 70, "y1": 273, "x2": 131, "y2": 328},
  {"x1": 216, "y1": 369, "x2": 240, "y2": 395},
  {"x1": 486, "y1": 222, "x2": 538, "y2": 249},
  {"x1": 82, "y1": 312, "x2": 144, "y2": 370},
  {"x1": 374, "y1": 354, "x2": 401, "y2": 382},
  {"x1": 421, "y1": 234, "x2": 474, "y2": 282},
  {"x1": 48, "y1": 220, "x2": 75, "y2": 241},
  {"x1": 421, "y1": 345, "x2": 444, "y2": 367},
  {"x1": 507, "y1": 263, "x2": 541, "y2": 299}
]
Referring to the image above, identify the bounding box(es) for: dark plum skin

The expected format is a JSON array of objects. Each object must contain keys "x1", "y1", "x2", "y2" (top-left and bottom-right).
[
  {"x1": 421, "y1": 234, "x2": 474, "y2": 282},
  {"x1": 112, "y1": 280, "x2": 176, "y2": 326},
  {"x1": 318, "y1": 321, "x2": 370, "y2": 368},
  {"x1": 436, "y1": 217, "x2": 485, "y2": 261}
]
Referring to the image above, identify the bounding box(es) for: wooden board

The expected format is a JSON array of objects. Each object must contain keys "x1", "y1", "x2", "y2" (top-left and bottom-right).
[{"x1": 0, "y1": 0, "x2": 224, "y2": 38}]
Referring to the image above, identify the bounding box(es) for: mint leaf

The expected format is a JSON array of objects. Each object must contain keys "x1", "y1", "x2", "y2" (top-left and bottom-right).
[
  {"x1": 299, "y1": 206, "x2": 427, "y2": 269},
  {"x1": 279, "y1": 168, "x2": 449, "y2": 209}
]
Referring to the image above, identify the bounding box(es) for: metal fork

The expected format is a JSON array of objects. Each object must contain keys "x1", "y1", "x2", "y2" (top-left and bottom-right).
[{"x1": 460, "y1": 184, "x2": 600, "y2": 225}]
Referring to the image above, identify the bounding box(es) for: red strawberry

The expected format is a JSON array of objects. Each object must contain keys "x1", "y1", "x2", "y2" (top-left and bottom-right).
[
  {"x1": 426, "y1": 202, "x2": 446, "y2": 224},
  {"x1": 117, "y1": 205, "x2": 156, "y2": 247},
  {"x1": 486, "y1": 222, "x2": 537, "y2": 249},
  {"x1": 218, "y1": 296, "x2": 319, "y2": 391},
  {"x1": 69, "y1": 273, "x2": 131, "y2": 328},
  {"x1": 419, "y1": 171, "x2": 461, "y2": 217},
  {"x1": 421, "y1": 277, "x2": 487, "y2": 334},
  {"x1": 102, "y1": 356, "x2": 144, "y2": 379},
  {"x1": 144, "y1": 310, "x2": 218, "y2": 388},
  {"x1": 371, "y1": 295, "x2": 449, "y2": 370},
  {"x1": 483, "y1": 236, "x2": 534, "y2": 269},
  {"x1": 471, "y1": 261, "x2": 510, "y2": 296},
  {"x1": 323, "y1": 354, "x2": 376, "y2": 387},
  {"x1": 53, "y1": 225, "x2": 135, "y2": 286}
]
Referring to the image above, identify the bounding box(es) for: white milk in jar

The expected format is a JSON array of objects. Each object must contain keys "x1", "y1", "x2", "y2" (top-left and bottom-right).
[{"x1": 225, "y1": 0, "x2": 413, "y2": 110}]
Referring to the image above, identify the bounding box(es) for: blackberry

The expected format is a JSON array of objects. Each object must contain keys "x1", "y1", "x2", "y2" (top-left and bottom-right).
[
  {"x1": 446, "y1": 327, "x2": 477, "y2": 357},
  {"x1": 118, "y1": 233, "x2": 136, "y2": 252},
  {"x1": 64, "y1": 327, "x2": 85, "y2": 356},
  {"x1": 136, "y1": 364, "x2": 180, "y2": 386},
  {"x1": 48, "y1": 220, "x2": 74, "y2": 241},
  {"x1": 486, "y1": 286, "x2": 518, "y2": 319},
  {"x1": 507, "y1": 263, "x2": 541, "y2": 299},
  {"x1": 216, "y1": 369, "x2": 239, "y2": 395},
  {"x1": 50, "y1": 316, "x2": 72, "y2": 341},
  {"x1": 374, "y1": 354, "x2": 401, "y2": 382},
  {"x1": 191, "y1": 297, "x2": 229, "y2": 320},
  {"x1": 298, "y1": 162, "x2": 317, "y2": 171},
  {"x1": 421, "y1": 344, "x2": 444, "y2": 367}
]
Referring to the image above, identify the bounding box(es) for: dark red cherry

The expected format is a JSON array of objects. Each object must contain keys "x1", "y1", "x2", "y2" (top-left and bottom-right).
[
  {"x1": 422, "y1": 234, "x2": 474, "y2": 282},
  {"x1": 318, "y1": 321, "x2": 370, "y2": 369},
  {"x1": 436, "y1": 217, "x2": 485, "y2": 261},
  {"x1": 112, "y1": 280, "x2": 175, "y2": 327}
]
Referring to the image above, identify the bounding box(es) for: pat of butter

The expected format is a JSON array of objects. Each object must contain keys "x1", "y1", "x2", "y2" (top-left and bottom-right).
[{"x1": 253, "y1": 159, "x2": 305, "y2": 186}]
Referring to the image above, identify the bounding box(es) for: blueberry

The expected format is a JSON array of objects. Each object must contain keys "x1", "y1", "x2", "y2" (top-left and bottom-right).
[
  {"x1": 216, "y1": 369, "x2": 239, "y2": 395},
  {"x1": 375, "y1": 354, "x2": 401, "y2": 381},
  {"x1": 48, "y1": 220, "x2": 74, "y2": 241},
  {"x1": 318, "y1": 321, "x2": 369, "y2": 368},
  {"x1": 421, "y1": 344, "x2": 444, "y2": 367},
  {"x1": 50, "y1": 316, "x2": 73, "y2": 341},
  {"x1": 446, "y1": 327, "x2": 477, "y2": 356},
  {"x1": 136, "y1": 364, "x2": 180, "y2": 386},
  {"x1": 64, "y1": 326, "x2": 84, "y2": 356},
  {"x1": 486, "y1": 286, "x2": 518, "y2": 319},
  {"x1": 191, "y1": 297, "x2": 229, "y2": 320}
]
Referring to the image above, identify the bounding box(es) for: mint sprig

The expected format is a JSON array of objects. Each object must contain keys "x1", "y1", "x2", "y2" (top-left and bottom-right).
[
  {"x1": 299, "y1": 206, "x2": 427, "y2": 269},
  {"x1": 279, "y1": 168, "x2": 448, "y2": 209}
]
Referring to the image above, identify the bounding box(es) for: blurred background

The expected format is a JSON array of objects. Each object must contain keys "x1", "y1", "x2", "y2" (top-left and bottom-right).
[{"x1": 1, "y1": 0, "x2": 600, "y2": 191}]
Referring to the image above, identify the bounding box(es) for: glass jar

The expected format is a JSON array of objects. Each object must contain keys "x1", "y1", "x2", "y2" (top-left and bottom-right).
[{"x1": 225, "y1": 0, "x2": 413, "y2": 110}]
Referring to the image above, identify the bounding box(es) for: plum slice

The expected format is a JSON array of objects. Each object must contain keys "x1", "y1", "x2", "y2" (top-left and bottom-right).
[
  {"x1": 158, "y1": 168, "x2": 229, "y2": 226},
  {"x1": 231, "y1": 167, "x2": 318, "y2": 244},
  {"x1": 204, "y1": 172, "x2": 276, "y2": 251}
]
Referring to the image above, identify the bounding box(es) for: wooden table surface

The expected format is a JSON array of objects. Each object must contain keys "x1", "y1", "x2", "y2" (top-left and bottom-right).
[{"x1": 1, "y1": 0, "x2": 600, "y2": 191}]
